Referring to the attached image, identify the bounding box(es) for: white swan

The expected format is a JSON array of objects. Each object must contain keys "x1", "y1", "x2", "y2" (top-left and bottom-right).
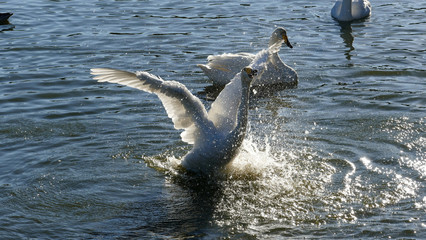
[
  {"x1": 331, "y1": 0, "x2": 372, "y2": 22},
  {"x1": 90, "y1": 49, "x2": 270, "y2": 174},
  {"x1": 197, "y1": 27, "x2": 298, "y2": 88}
]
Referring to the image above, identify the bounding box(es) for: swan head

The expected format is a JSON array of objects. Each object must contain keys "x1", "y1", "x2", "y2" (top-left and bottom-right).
[
  {"x1": 241, "y1": 67, "x2": 258, "y2": 85},
  {"x1": 269, "y1": 27, "x2": 293, "y2": 49}
]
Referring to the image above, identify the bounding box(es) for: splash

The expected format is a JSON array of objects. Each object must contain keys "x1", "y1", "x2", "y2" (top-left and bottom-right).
[
  {"x1": 144, "y1": 133, "x2": 287, "y2": 181},
  {"x1": 223, "y1": 135, "x2": 278, "y2": 180},
  {"x1": 142, "y1": 114, "x2": 426, "y2": 236},
  {"x1": 143, "y1": 132, "x2": 338, "y2": 230}
]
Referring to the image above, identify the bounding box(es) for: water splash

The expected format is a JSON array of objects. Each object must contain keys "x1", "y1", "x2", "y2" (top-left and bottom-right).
[
  {"x1": 142, "y1": 115, "x2": 425, "y2": 237},
  {"x1": 144, "y1": 133, "x2": 295, "y2": 180},
  {"x1": 143, "y1": 133, "x2": 338, "y2": 228}
]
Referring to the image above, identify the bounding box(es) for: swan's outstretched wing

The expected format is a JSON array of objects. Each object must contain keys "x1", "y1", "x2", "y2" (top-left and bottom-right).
[
  {"x1": 91, "y1": 68, "x2": 211, "y2": 144},
  {"x1": 208, "y1": 49, "x2": 271, "y2": 132}
]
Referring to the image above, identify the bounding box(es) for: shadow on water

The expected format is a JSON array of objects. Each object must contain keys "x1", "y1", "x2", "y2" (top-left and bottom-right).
[
  {"x1": 90, "y1": 162, "x2": 227, "y2": 238},
  {"x1": 131, "y1": 177, "x2": 224, "y2": 238}
]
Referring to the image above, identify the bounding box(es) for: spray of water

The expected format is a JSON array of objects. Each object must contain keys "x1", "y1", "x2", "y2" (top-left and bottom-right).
[{"x1": 141, "y1": 115, "x2": 425, "y2": 236}]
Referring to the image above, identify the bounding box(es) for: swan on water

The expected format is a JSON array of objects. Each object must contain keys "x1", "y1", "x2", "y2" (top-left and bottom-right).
[
  {"x1": 0, "y1": 12, "x2": 13, "y2": 22},
  {"x1": 91, "y1": 49, "x2": 271, "y2": 174},
  {"x1": 331, "y1": 0, "x2": 371, "y2": 22},
  {"x1": 197, "y1": 27, "x2": 298, "y2": 89}
]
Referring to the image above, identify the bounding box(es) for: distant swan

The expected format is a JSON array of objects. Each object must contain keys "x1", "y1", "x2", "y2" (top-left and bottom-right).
[
  {"x1": 197, "y1": 27, "x2": 298, "y2": 89},
  {"x1": 0, "y1": 13, "x2": 13, "y2": 22},
  {"x1": 331, "y1": 0, "x2": 371, "y2": 21},
  {"x1": 90, "y1": 50, "x2": 270, "y2": 174}
]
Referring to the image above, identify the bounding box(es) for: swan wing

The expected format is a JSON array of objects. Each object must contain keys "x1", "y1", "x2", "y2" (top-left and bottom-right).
[
  {"x1": 352, "y1": 0, "x2": 371, "y2": 19},
  {"x1": 331, "y1": 0, "x2": 343, "y2": 19},
  {"x1": 207, "y1": 49, "x2": 270, "y2": 132},
  {"x1": 206, "y1": 52, "x2": 254, "y2": 72},
  {"x1": 91, "y1": 68, "x2": 211, "y2": 144},
  {"x1": 197, "y1": 53, "x2": 255, "y2": 85}
]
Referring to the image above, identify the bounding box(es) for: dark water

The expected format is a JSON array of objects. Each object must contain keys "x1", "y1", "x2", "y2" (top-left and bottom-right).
[{"x1": 1, "y1": 0, "x2": 425, "y2": 239}]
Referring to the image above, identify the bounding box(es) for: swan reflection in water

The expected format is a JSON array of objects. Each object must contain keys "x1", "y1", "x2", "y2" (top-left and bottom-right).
[
  {"x1": 338, "y1": 21, "x2": 355, "y2": 61},
  {"x1": 336, "y1": 19, "x2": 371, "y2": 61}
]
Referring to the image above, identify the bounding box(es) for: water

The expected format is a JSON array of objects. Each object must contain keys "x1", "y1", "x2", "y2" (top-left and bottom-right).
[{"x1": 1, "y1": 0, "x2": 425, "y2": 238}]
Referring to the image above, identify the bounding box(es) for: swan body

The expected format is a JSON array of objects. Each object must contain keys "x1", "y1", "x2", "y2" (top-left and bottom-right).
[
  {"x1": 91, "y1": 49, "x2": 270, "y2": 174},
  {"x1": 197, "y1": 27, "x2": 298, "y2": 88},
  {"x1": 331, "y1": 0, "x2": 371, "y2": 21}
]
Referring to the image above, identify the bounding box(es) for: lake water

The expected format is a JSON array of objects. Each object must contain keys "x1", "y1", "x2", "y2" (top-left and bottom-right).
[{"x1": 0, "y1": 0, "x2": 425, "y2": 239}]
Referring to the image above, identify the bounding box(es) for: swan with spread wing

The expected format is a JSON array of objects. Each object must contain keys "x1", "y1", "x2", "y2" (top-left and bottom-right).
[{"x1": 91, "y1": 48, "x2": 271, "y2": 174}]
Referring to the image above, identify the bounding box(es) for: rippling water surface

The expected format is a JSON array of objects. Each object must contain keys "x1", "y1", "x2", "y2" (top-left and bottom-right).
[{"x1": 1, "y1": 0, "x2": 425, "y2": 238}]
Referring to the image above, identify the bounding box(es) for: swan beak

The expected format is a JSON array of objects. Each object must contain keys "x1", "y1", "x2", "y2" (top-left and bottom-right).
[
  {"x1": 244, "y1": 67, "x2": 258, "y2": 78},
  {"x1": 282, "y1": 35, "x2": 293, "y2": 48}
]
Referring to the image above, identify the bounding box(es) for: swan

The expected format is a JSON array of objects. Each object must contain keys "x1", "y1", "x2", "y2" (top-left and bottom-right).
[
  {"x1": 0, "y1": 13, "x2": 13, "y2": 22},
  {"x1": 197, "y1": 27, "x2": 298, "y2": 89},
  {"x1": 90, "y1": 49, "x2": 270, "y2": 175},
  {"x1": 331, "y1": 0, "x2": 372, "y2": 22}
]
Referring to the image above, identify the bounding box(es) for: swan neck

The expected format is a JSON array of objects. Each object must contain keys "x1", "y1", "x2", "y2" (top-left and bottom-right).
[
  {"x1": 268, "y1": 39, "x2": 274, "y2": 47},
  {"x1": 268, "y1": 36, "x2": 283, "y2": 48},
  {"x1": 231, "y1": 81, "x2": 250, "y2": 144}
]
